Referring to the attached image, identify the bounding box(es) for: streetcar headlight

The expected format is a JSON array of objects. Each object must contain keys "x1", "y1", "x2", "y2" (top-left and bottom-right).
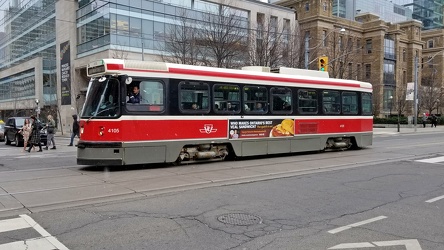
[{"x1": 99, "y1": 126, "x2": 105, "y2": 136}]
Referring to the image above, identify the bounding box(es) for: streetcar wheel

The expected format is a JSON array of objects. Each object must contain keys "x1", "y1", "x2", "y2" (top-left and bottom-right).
[{"x1": 171, "y1": 156, "x2": 182, "y2": 166}]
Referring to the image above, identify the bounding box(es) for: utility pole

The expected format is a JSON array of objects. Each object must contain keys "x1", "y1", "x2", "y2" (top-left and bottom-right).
[{"x1": 414, "y1": 56, "x2": 418, "y2": 132}]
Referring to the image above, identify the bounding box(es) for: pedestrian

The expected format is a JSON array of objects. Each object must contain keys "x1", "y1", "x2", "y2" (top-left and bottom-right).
[
  {"x1": 20, "y1": 118, "x2": 32, "y2": 152},
  {"x1": 422, "y1": 113, "x2": 427, "y2": 128},
  {"x1": 44, "y1": 115, "x2": 56, "y2": 150},
  {"x1": 431, "y1": 114, "x2": 438, "y2": 128},
  {"x1": 27, "y1": 115, "x2": 42, "y2": 152},
  {"x1": 68, "y1": 114, "x2": 80, "y2": 146}
]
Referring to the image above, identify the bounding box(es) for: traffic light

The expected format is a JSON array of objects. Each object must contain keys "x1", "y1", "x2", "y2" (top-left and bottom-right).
[{"x1": 318, "y1": 56, "x2": 328, "y2": 71}]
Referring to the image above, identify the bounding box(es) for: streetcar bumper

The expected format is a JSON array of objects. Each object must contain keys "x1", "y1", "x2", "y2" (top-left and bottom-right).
[{"x1": 77, "y1": 141, "x2": 124, "y2": 166}]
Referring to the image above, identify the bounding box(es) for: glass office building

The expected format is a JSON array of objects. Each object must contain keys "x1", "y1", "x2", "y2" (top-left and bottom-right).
[
  {"x1": 0, "y1": 0, "x2": 294, "y2": 122},
  {"x1": 392, "y1": 0, "x2": 444, "y2": 30},
  {"x1": 333, "y1": 0, "x2": 443, "y2": 30},
  {"x1": 332, "y1": 0, "x2": 412, "y2": 24},
  {"x1": 0, "y1": 0, "x2": 57, "y2": 111},
  {"x1": 76, "y1": 0, "x2": 250, "y2": 57}
]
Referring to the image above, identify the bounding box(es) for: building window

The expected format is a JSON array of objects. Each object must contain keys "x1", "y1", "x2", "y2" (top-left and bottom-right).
[
  {"x1": 322, "y1": 30, "x2": 327, "y2": 47},
  {"x1": 348, "y1": 63, "x2": 353, "y2": 79},
  {"x1": 383, "y1": 60, "x2": 395, "y2": 86},
  {"x1": 428, "y1": 39, "x2": 434, "y2": 48},
  {"x1": 366, "y1": 39, "x2": 372, "y2": 53},
  {"x1": 365, "y1": 64, "x2": 371, "y2": 79},
  {"x1": 357, "y1": 39, "x2": 361, "y2": 51},
  {"x1": 323, "y1": 1, "x2": 327, "y2": 11},
  {"x1": 403, "y1": 49, "x2": 406, "y2": 62},
  {"x1": 357, "y1": 64, "x2": 361, "y2": 80},
  {"x1": 384, "y1": 35, "x2": 395, "y2": 60},
  {"x1": 305, "y1": 2, "x2": 310, "y2": 11}
]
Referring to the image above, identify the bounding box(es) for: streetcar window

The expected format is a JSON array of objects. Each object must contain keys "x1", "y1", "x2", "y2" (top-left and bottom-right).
[
  {"x1": 179, "y1": 81, "x2": 210, "y2": 113},
  {"x1": 362, "y1": 93, "x2": 373, "y2": 115},
  {"x1": 213, "y1": 84, "x2": 240, "y2": 113},
  {"x1": 298, "y1": 89, "x2": 318, "y2": 114},
  {"x1": 81, "y1": 77, "x2": 120, "y2": 118},
  {"x1": 342, "y1": 92, "x2": 358, "y2": 114},
  {"x1": 126, "y1": 80, "x2": 165, "y2": 112},
  {"x1": 271, "y1": 87, "x2": 292, "y2": 114},
  {"x1": 243, "y1": 86, "x2": 268, "y2": 113},
  {"x1": 323, "y1": 90, "x2": 340, "y2": 114}
]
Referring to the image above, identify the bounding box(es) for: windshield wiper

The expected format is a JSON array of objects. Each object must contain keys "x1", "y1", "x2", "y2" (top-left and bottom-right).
[{"x1": 86, "y1": 106, "x2": 118, "y2": 123}]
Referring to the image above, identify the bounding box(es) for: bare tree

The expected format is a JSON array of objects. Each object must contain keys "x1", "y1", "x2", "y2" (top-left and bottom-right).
[
  {"x1": 324, "y1": 32, "x2": 363, "y2": 80},
  {"x1": 110, "y1": 43, "x2": 129, "y2": 59},
  {"x1": 196, "y1": 2, "x2": 248, "y2": 68},
  {"x1": 394, "y1": 84, "x2": 409, "y2": 117},
  {"x1": 161, "y1": 9, "x2": 201, "y2": 65},
  {"x1": 248, "y1": 14, "x2": 283, "y2": 68},
  {"x1": 419, "y1": 67, "x2": 443, "y2": 115},
  {"x1": 281, "y1": 24, "x2": 304, "y2": 69}
]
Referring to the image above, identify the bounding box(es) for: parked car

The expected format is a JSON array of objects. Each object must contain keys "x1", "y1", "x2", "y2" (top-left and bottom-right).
[
  {"x1": 4, "y1": 117, "x2": 47, "y2": 147},
  {"x1": 0, "y1": 122, "x2": 4, "y2": 141}
]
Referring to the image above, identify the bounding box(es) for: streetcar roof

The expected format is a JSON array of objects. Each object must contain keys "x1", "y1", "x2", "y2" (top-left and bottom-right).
[{"x1": 87, "y1": 59, "x2": 372, "y2": 91}]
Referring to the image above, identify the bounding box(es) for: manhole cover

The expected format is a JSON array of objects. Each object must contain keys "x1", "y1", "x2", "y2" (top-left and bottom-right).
[{"x1": 217, "y1": 213, "x2": 262, "y2": 226}]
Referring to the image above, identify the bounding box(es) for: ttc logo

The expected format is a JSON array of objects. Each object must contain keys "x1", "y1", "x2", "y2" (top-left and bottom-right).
[{"x1": 199, "y1": 124, "x2": 217, "y2": 134}]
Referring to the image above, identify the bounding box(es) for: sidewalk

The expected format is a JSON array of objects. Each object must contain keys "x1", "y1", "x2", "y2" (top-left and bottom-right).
[{"x1": 373, "y1": 124, "x2": 444, "y2": 135}]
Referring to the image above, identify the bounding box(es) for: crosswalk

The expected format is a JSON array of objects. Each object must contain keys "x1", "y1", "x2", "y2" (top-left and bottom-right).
[
  {"x1": 0, "y1": 215, "x2": 68, "y2": 250},
  {"x1": 415, "y1": 156, "x2": 444, "y2": 164}
]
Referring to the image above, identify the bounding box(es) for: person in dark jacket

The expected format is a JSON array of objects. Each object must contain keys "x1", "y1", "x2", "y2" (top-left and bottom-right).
[
  {"x1": 27, "y1": 115, "x2": 43, "y2": 152},
  {"x1": 127, "y1": 86, "x2": 141, "y2": 104},
  {"x1": 68, "y1": 114, "x2": 80, "y2": 146}
]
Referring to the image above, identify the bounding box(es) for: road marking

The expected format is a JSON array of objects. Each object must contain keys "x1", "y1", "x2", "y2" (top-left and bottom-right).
[
  {"x1": 425, "y1": 195, "x2": 444, "y2": 203},
  {"x1": 328, "y1": 216, "x2": 387, "y2": 234},
  {"x1": 416, "y1": 156, "x2": 444, "y2": 163},
  {"x1": 0, "y1": 218, "x2": 30, "y2": 233},
  {"x1": 20, "y1": 214, "x2": 69, "y2": 250},
  {"x1": 329, "y1": 239, "x2": 422, "y2": 250},
  {"x1": 0, "y1": 215, "x2": 69, "y2": 250}
]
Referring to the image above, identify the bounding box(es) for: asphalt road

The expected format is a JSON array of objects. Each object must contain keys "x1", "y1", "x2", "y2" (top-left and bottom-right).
[{"x1": 0, "y1": 129, "x2": 443, "y2": 249}]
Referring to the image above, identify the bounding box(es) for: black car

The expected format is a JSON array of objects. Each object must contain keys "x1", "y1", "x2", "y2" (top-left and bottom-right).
[
  {"x1": 4, "y1": 117, "x2": 47, "y2": 147},
  {"x1": 0, "y1": 123, "x2": 4, "y2": 141}
]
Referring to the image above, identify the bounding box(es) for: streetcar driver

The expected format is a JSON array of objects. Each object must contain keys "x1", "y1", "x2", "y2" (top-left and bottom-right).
[{"x1": 127, "y1": 86, "x2": 141, "y2": 104}]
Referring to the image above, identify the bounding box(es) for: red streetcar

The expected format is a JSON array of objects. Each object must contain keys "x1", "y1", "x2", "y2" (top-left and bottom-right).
[{"x1": 77, "y1": 59, "x2": 372, "y2": 166}]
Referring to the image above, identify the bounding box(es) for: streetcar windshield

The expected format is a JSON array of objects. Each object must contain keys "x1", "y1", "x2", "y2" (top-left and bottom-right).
[{"x1": 81, "y1": 76, "x2": 120, "y2": 118}]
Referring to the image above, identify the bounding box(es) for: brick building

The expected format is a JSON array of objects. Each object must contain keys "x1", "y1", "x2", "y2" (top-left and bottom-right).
[{"x1": 275, "y1": 0, "x2": 444, "y2": 117}]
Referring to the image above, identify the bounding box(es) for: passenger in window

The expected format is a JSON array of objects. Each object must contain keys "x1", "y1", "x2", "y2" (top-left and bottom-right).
[
  {"x1": 283, "y1": 102, "x2": 291, "y2": 110},
  {"x1": 227, "y1": 102, "x2": 236, "y2": 111},
  {"x1": 192, "y1": 103, "x2": 199, "y2": 110},
  {"x1": 127, "y1": 86, "x2": 141, "y2": 104},
  {"x1": 214, "y1": 104, "x2": 219, "y2": 110},
  {"x1": 255, "y1": 102, "x2": 264, "y2": 111}
]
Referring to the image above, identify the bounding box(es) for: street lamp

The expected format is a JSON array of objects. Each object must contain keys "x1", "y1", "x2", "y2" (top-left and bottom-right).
[
  {"x1": 389, "y1": 95, "x2": 393, "y2": 116},
  {"x1": 35, "y1": 99, "x2": 40, "y2": 119},
  {"x1": 305, "y1": 27, "x2": 345, "y2": 69}
]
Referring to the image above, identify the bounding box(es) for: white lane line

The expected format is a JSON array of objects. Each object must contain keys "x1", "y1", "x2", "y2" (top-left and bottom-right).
[
  {"x1": 0, "y1": 237, "x2": 58, "y2": 250},
  {"x1": 374, "y1": 239, "x2": 422, "y2": 250},
  {"x1": 416, "y1": 156, "x2": 444, "y2": 163},
  {"x1": 0, "y1": 217, "x2": 31, "y2": 233},
  {"x1": 20, "y1": 214, "x2": 69, "y2": 250},
  {"x1": 329, "y1": 242, "x2": 375, "y2": 249},
  {"x1": 328, "y1": 216, "x2": 387, "y2": 234},
  {"x1": 425, "y1": 195, "x2": 444, "y2": 203},
  {"x1": 329, "y1": 239, "x2": 422, "y2": 250}
]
